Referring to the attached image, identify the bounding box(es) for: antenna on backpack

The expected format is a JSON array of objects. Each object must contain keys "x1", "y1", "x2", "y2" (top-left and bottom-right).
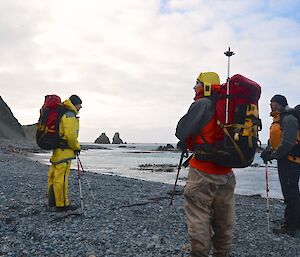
[{"x1": 224, "y1": 47, "x2": 235, "y2": 124}]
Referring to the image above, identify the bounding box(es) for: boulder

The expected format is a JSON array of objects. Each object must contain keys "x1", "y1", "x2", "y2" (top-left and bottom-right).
[
  {"x1": 95, "y1": 133, "x2": 110, "y2": 144},
  {"x1": 0, "y1": 96, "x2": 27, "y2": 141},
  {"x1": 112, "y1": 132, "x2": 123, "y2": 144}
]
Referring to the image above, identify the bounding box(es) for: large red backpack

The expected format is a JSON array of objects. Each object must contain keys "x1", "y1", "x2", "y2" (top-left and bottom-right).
[
  {"x1": 36, "y1": 95, "x2": 69, "y2": 150},
  {"x1": 201, "y1": 74, "x2": 262, "y2": 167}
]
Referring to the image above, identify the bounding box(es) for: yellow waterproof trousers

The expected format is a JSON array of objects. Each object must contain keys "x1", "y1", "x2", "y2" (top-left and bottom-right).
[{"x1": 48, "y1": 161, "x2": 71, "y2": 207}]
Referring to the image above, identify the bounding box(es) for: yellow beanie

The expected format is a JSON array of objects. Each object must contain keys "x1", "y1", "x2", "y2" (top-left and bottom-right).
[{"x1": 197, "y1": 72, "x2": 220, "y2": 85}]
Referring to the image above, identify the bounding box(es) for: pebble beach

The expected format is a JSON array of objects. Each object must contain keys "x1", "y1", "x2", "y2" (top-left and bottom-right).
[{"x1": 0, "y1": 143, "x2": 300, "y2": 257}]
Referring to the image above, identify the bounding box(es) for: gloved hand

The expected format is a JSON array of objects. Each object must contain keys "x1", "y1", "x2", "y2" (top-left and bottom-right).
[
  {"x1": 177, "y1": 141, "x2": 188, "y2": 155},
  {"x1": 263, "y1": 153, "x2": 274, "y2": 164},
  {"x1": 260, "y1": 149, "x2": 273, "y2": 164},
  {"x1": 74, "y1": 150, "x2": 81, "y2": 156},
  {"x1": 260, "y1": 148, "x2": 272, "y2": 158}
]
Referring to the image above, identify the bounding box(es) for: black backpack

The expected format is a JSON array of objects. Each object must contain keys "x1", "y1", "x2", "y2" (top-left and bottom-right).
[{"x1": 282, "y1": 105, "x2": 300, "y2": 159}]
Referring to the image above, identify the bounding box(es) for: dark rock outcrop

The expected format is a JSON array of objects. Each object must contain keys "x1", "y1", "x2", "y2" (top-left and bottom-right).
[
  {"x1": 0, "y1": 96, "x2": 27, "y2": 141},
  {"x1": 112, "y1": 132, "x2": 123, "y2": 144},
  {"x1": 155, "y1": 144, "x2": 176, "y2": 151},
  {"x1": 95, "y1": 133, "x2": 110, "y2": 144}
]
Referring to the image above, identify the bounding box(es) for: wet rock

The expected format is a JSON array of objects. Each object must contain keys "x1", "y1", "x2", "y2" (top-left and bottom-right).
[
  {"x1": 137, "y1": 164, "x2": 176, "y2": 172},
  {"x1": 155, "y1": 144, "x2": 175, "y2": 151}
]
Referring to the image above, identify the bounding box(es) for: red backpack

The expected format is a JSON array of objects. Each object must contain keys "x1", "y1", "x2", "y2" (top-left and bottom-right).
[
  {"x1": 211, "y1": 74, "x2": 262, "y2": 167},
  {"x1": 36, "y1": 95, "x2": 69, "y2": 150},
  {"x1": 177, "y1": 74, "x2": 262, "y2": 168}
]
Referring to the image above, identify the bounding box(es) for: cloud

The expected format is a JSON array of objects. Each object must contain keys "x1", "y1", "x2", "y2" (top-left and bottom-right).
[{"x1": 1, "y1": 0, "x2": 300, "y2": 143}]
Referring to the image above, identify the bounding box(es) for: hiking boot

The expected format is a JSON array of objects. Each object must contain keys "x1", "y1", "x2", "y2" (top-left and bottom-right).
[
  {"x1": 272, "y1": 226, "x2": 296, "y2": 237},
  {"x1": 55, "y1": 205, "x2": 78, "y2": 212}
]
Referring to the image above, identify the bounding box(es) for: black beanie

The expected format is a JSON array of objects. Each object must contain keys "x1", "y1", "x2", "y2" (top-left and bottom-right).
[
  {"x1": 270, "y1": 94, "x2": 288, "y2": 107},
  {"x1": 69, "y1": 95, "x2": 82, "y2": 106}
]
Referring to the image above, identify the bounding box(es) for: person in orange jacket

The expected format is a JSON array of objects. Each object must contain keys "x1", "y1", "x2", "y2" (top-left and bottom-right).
[
  {"x1": 261, "y1": 95, "x2": 300, "y2": 236},
  {"x1": 176, "y1": 72, "x2": 236, "y2": 257},
  {"x1": 48, "y1": 95, "x2": 82, "y2": 212}
]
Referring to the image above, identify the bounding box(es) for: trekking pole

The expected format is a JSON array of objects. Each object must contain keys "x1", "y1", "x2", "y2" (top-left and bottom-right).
[
  {"x1": 170, "y1": 151, "x2": 186, "y2": 205},
  {"x1": 76, "y1": 155, "x2": 84, "y2": 213},
  {"x1": 77, "y1": 156, "x2": 95, "y2": 200},
  {"x1": 224, "y1": 47, "x2": 235, "y2": 124},
  {"x1": 265, "y1": 163, "x2": 270, "y2": 232}
]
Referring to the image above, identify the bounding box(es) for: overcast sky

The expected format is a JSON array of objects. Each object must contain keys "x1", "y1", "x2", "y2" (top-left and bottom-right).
[{"x1": 1, "y1": 0, "x2": 300, "y2": 143}]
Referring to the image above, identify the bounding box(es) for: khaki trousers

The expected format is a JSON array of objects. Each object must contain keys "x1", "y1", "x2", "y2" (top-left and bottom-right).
[{"x1": 184, "y1": 167, "x2": 236, "y2": 257}]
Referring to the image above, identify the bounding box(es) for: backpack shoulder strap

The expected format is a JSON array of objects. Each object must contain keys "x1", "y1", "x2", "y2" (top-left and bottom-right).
[{"x1": 54, "y1": 107, "x2": 70, "y2": 132}]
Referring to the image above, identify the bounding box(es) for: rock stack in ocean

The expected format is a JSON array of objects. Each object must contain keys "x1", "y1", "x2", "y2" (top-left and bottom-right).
[
  {"x1": 112, "y1": 132, "x2": 123, "y2": 144},
  {"x1": 156, "y1": 144, "x2": 175, "y2": 151},
  {"x1": 95, "y1": 133, "x2": 110, "y2": 144},
  {"x1": 0, "y1": 96, "x2": 27, "y2": 141}
]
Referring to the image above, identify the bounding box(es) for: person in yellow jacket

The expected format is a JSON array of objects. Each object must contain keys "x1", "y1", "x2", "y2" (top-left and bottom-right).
[{"x1": 48, "y1": 95, "x2": 82, "y2": 212}]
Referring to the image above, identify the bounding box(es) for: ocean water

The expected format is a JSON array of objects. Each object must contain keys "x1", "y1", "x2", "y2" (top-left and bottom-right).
[{"x1": 32, "y1": 143, "x2": 284, "y2": 199}]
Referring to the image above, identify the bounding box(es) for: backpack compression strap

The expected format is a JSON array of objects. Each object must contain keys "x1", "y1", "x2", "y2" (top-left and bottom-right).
[{"x1": 217, "y1": 120, "x2": 246, "y2": 163}]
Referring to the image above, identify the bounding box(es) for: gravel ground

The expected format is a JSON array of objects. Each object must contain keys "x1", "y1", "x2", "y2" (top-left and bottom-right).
[{"x1": 0, "y1": 143, "x2": 300, "y2": 257}]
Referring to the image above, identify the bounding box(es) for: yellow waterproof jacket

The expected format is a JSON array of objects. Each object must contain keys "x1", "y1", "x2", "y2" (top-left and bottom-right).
[{"x1": 50, "y1": 99, "x2": 81, "y2": 164}]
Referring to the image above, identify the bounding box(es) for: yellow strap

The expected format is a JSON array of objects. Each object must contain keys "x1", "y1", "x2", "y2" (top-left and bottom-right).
[{"x1": 219, "y1": 120, "x2": 256, "y2": 148}]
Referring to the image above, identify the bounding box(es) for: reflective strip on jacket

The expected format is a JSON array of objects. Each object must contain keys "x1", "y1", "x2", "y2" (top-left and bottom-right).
[{"x1": 50, "y1": 99, "x2": 81, "y2": 164}]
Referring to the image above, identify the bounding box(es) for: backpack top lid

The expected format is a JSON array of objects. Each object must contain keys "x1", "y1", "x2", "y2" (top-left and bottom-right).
[
  {"x1": 42, "y1": 95, "x2": 61, "y2": 109},
  {"x1": 223, "y1": 74, "x2": 261, "y2": 102}
]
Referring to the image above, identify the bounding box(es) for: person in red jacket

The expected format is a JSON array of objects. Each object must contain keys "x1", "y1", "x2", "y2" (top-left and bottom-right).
[{"x1": 176, "y1": 72, "x2": 236, "y2": 257}]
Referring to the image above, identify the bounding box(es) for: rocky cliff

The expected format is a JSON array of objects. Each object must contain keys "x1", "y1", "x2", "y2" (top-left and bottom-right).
[{"x1": 0, "y1": 96, "x2": 27, "y2": 141}]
